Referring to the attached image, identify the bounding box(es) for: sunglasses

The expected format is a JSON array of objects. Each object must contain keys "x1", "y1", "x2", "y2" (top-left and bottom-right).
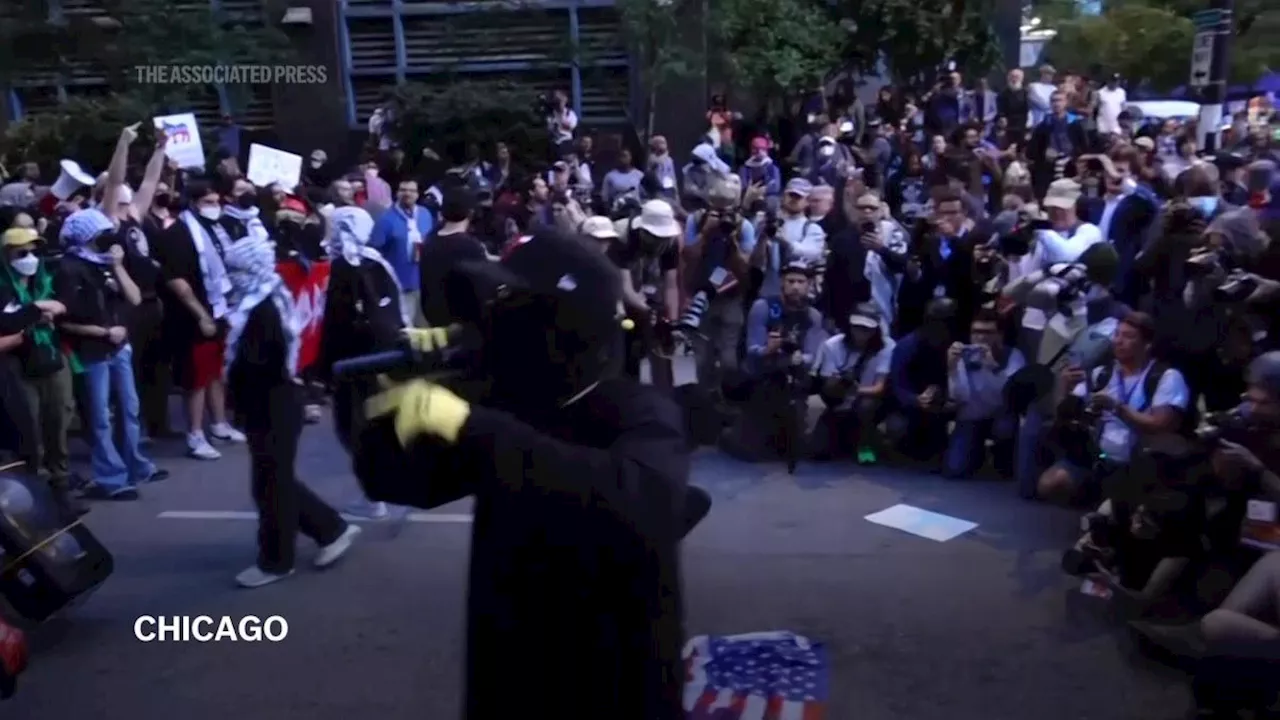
[
  {"x1": 857, "y1": 205, "x2": 880, "y2": 211},
  {"x1": 10, "y1": 248, "x2": 36, "y2": 259}
]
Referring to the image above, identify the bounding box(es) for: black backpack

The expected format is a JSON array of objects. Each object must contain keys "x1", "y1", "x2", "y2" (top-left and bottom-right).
[{"x1": 1089, "y1": 360, "x2": 1198, "y2": 433}]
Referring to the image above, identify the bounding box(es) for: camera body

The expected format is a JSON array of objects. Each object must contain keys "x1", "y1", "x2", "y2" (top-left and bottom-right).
[{"x1": 1193, "y1": 405, "x2": 1255, "y2": 446}]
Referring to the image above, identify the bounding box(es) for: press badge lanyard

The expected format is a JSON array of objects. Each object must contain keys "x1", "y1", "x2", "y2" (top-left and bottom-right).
[
  {"x1": 1097, "y1": 361, "x2": 1153, "y2": 451},
  {"x1": 1111, "y1": 361, "x2": 1153, "y2": 409}
]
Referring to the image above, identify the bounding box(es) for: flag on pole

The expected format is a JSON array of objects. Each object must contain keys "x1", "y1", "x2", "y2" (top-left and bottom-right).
[{"x1": 683, "y1": 631, "x2": 828, "y2": 719}]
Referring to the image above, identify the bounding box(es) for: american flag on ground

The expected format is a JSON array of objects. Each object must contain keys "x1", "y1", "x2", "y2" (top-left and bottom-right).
[{"x1": 683, "y1": 631, "x2": 828, "y2": 720}]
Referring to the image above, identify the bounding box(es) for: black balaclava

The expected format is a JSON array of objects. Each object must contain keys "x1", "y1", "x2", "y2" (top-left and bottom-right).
[{"x1": 478, "y1": 291, "x2": 616, "y2": 423}]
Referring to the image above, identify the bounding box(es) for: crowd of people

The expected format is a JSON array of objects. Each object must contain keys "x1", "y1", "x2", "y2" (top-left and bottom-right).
[{"x1": 2, "y1": 66, "x2": 1280, "y2": 714}]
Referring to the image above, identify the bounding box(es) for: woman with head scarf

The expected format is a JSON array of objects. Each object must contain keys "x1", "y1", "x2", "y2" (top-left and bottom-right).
[
  {"x1": 316, "y1": 206, "x2": 405, "y2": 519},
  {"x1": 55, "y1": 208, "x2": 166, "y2": 501},
  {"x1": 223, "y1": 234, "x2": 360, "y2": 588}
]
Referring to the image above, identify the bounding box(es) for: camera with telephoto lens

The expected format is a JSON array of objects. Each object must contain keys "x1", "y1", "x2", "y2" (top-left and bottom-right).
[
  {"x1": 717, "y1": 208, "x2": 740, "y2": 237},
  {"x1": 678, "y1": 289, "x2": 715, "y2": 332},
  {"x1": 1061, "y1": 511, "x2": 1120, "y2": 576},
  {"x1": 763, "y1": 208, "x2": 780, "y2": 238},
  {"x1": 1193, "y1": 405, "x2": 1255, "y2": 445},
  {"x1": 1213, "y1": 270, "x2": 1259, "y2": 304},
  {"x1": 777, "y1": 327, "x2": 801, "y2": 356}
]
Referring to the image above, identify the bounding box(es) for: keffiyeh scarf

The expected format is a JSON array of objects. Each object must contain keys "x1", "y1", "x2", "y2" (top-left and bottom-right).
[
  {"x1": 58, "y1": 208, "x2": 115, "y2": 265},
  {"x1": 223, "y1": 235, "x2": 300, "y2": 379},
  {"x1": 327, "y1": 206, "x2": 402, "y2": 295},
  {"x1": 223, "y1": 204, "x2": 270, "y2": 243},
  {"x1": 180, "y1": 210, "x2": 232, "y2": 319}
]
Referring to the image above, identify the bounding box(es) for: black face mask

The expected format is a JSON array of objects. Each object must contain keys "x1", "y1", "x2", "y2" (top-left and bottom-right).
[
  {"x1": 236, "y1": 192, "x2": 257, "y2": 210},
  {"x1": 153, "y1": 193, "x2": 172, "y2": 210}
]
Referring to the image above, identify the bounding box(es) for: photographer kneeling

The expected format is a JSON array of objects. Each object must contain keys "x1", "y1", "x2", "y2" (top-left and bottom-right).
[
  {"x1": 943, "y1": 307, "x2": 1026, "y2": 478},
  {"x1": 720, "y1": 262, "x2": 826, "y2": 462},
  {"x1": 1038, "y1": 311, "x2": 1191, "y2": 505},
  {"x1": 1190, "y1": 351, "x2": 1280, "y2": 717},
  {"x1": 809, "y1": 304, "x2": 893, "y2": 464}
]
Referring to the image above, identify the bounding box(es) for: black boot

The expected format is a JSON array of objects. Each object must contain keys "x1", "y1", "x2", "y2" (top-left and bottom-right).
[{"x1": 49, "y1": 477, "x2": 88, "y2": 518}]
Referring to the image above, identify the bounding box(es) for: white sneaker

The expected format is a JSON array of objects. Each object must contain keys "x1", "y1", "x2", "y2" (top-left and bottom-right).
[
  {"x1": 210, "y1": 422, "x2": 247, "y2": 443},
  {"x1": 314, "y1": 524, "x2": 361, "y2": 569},
  {"x1": 303, "y1": 405, "x2": 322, "y2": 424},
  {"x1": 187, "y1": 433, "x2": 222, "y2": 460},
  {"x1": 343, "y1": 501, "x2": 389, "y2": 520},
  {"x1": 235, "y1": 566, "x2": 294, "y2": 588}
]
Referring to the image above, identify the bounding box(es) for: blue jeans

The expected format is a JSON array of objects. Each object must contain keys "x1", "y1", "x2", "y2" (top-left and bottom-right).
[
  {"x1": 943, "y1": 415, "x2": 1017, "y2": 478},
  {"x1": 83, "y1": 344, "x2": 156, "y2": 489}
]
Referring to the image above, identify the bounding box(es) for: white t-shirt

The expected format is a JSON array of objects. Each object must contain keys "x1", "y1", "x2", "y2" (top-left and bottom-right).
[
  {"x1": 1096, "y1": 87, "x2": 1127, "y2": 135},
  {"x1": 547, "y1": 108, "x2": 579, "y2": 144},
  {"x1": 1032, "y1": 222, "x2": 1104, "y2": 267},
  {"x1": 813, "y1": 336, "x2": 895, "y2": 411},
  {"x1": 1071, "y1": 361, "x2": 1191, "y2": 463}
]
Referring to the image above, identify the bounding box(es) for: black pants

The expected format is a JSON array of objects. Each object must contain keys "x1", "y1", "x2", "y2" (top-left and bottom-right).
[
  {"x1": 130, "y1": 299, "x2": 170, "y2": 436},
  {"x1": 0, "y1": 358, "x2": 37, "y2": 466},
  {"x1": 808, "y1": 398, "x2": 881, "y2": 460},
  {"x1": 248, "y1": 385, "x2": 345, "y2": 574}
]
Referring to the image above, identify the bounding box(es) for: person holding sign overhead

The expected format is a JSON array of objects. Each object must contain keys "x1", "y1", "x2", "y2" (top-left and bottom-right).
[{"x1": 369, "y1": 178, "x2": 433, "y2": 327}]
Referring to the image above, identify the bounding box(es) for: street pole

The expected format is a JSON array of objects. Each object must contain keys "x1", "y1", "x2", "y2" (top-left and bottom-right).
[{"x1": 1195, "y1": 0, "x2": 1234, "y2": 154}]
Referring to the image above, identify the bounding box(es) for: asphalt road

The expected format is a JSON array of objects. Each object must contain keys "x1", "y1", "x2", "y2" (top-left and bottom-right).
[{"x1": 4, "y1": 365, "x2": 1190, "y2": 720}]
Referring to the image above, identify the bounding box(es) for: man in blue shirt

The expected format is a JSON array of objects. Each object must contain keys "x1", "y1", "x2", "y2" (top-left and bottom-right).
[
  {"x1": 369, "y1": 179, "x2": 434, "y2": 327},
  {"x1": 1036, "y1": 312, "x2": 1190, "y2": 505},
  {"x1": 885, "y1": 298, "x2": 957, "y2": 462}
]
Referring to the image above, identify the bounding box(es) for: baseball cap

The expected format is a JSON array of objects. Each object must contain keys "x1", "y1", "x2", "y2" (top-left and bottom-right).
[
  {"x1": 849, "y1": 305, "x2": 879, "y2": 330},
  {"x1": 1042, "y1": 179, "x2": 1081, "y2": 210},
  {"x1": 1133, "y1": 137, "x2": 1155, "y2": 152},
  {"x1": 2, "y1": 227, "x2": 40, "y2": 248},
  {"x1": 780, "y1": 260, "x2": 811, "y2": 277},
  {"x1": 580, "y1": 215, "x2": 619, "y2": 240},
  {"x1": 785, "y1": 178, "x2": 813, "y2": 198}
]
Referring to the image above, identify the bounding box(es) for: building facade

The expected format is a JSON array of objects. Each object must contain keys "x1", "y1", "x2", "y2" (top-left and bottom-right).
[{"x1": 3, "y1": 0, "x2": 635, "y2": 158}]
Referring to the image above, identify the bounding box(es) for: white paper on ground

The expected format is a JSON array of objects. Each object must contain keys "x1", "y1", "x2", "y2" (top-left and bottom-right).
[{"x1": 863, "y1": 503, "x2": 978, "y2": 542}]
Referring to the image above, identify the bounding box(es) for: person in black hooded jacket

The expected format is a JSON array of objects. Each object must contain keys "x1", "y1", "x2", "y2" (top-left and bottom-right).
[{"x1": 354, "y1": 229, "x2": 689, "y2": 719}]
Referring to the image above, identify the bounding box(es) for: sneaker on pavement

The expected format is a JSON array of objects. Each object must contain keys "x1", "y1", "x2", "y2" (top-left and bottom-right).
[
  {"x1": 314, "y1": 524, "x2": 362, "y2": 568},
  {"x1": 134, "y1": 469, "x2": 170, "y2": 485},
  {"x1": 303, "y1": 405, "x2": 322, "y2": 424},
  {"x1": 80, "y1": 483, "x2": 139, "y2": 501},
  {"x1": 343, "y1": 501, "x2": 389, "y2": 520},
  {"x1": 187, "y1": 433, "x2": 222, "y2": 460},
  {"x1": 209, "y1": 423, "x2": 246, "y2": 443},
  {"x1": 235, "y1": 567, "x2": 294, "y2": 589}
]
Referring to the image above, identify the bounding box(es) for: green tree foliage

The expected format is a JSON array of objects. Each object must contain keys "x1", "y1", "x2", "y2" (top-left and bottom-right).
[
  {"x1": 615, "y1": 0, "x2": 701, "y2": 138},
  {"x1": 384, "y1": 79, "x2": 548, "y2": 166},
  {"x1": 714, "y1": 0, "x2": 845, "y2": 100},
  {"x1": 838, "y1": 0, "x2": 1003, "y2": 90},
  {"x1": 0, "y1": 0, "x2": 291, "y2": 170},
  {"x1": 1036, "y1": 0, "x2": 1277, "y2": 90},
  {"x1": 1045, "y1": 6, "x2": 1195, "y2": 91}
]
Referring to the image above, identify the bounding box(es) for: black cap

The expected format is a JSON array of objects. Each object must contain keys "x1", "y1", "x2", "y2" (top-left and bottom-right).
[
  {"x1": 455, "y1": 229, "x2": 621, "y2": 339},
  {"x1": 780, "y1": 260, "x2": 812, "y2": 278},
  {"x1": 1214, "y1": 152, "x2": 1247, "y2": 171}
]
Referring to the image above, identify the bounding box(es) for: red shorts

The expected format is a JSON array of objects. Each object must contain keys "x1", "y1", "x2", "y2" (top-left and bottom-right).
[{"x1": 176, "y1": 336, "x2": 226, "y2": 392}]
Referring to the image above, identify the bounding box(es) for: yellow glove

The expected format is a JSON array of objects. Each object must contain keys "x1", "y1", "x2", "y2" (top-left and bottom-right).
[
  {"x1": 364, "y1": 378, "x2": 471, "y2": 446},
  {"x1": 402, "y1": 326, "x2": 453, "y2": 353}
]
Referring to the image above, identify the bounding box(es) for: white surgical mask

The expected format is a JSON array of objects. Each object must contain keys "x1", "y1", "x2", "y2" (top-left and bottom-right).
[
  {"x1": 10, "y1": 254, "x2": 39, "y2": 277},
  {"x1": 198, "y1": 206, "x2": 222, "y2": 221}
]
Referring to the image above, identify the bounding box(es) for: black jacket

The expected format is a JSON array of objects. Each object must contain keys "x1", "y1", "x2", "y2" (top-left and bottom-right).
[{"x1": 354, "y1": 377, "x2": 688, "y2": 719}]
